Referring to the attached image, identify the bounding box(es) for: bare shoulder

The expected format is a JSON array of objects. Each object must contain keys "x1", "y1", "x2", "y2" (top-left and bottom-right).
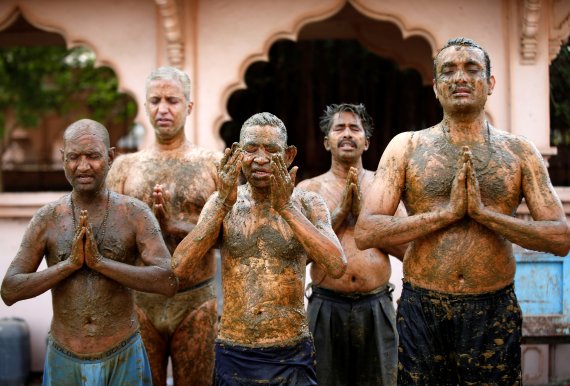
[
  {"x1": 31, "y1": 195, "x2": 68, "y2": 225},
  {"x1": 110, "y1": 190, "x2": 154, "y2": 219},
  {"x1": 186, "y1": 145, "x2": 223, "y2": 164},
  {"x1": 294, "y1": 188, "x2": 327, "y2": 211},
  {"x1": 493, "y1": 128, "x2": 540, "y2": 155}
]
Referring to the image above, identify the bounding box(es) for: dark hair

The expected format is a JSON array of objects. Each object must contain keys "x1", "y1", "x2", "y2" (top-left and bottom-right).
[
  {"x1": 433, "y1": 37, "x2": 491, "y2": 79},
  {"x1": 239, "y1": 112, "x2": 288, "y2": 144},
  {"x1": 319, "y1": 103, "x2": 374, "y2": 138}
]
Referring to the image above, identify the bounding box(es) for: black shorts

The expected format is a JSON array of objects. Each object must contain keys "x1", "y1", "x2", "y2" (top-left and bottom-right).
[
  {"x1": 214, "y1": 337, "x2": 317, "y2": 386},
  {"x1": 307, "y1": 285, "x2": 397, "y2": 386},
  {"x1": 397, "y1": 282, "x2": 522, "y2": 385}
]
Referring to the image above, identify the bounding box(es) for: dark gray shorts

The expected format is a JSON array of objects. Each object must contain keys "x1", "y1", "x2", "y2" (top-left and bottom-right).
[{"x1": 308, "y1": 285, "x2": 398, "y2": 386}]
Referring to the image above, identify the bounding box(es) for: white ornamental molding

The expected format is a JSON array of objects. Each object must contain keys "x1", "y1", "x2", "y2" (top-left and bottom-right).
[
  {"x1": 521, "y1": 0, "x2": 541, "y2": 64},
  {"x1": 549, "y1": 0, "x2": 570, "y2": 62},
  {"x1": 155, "y1": 0, "x2": 184, "y2": 68}
]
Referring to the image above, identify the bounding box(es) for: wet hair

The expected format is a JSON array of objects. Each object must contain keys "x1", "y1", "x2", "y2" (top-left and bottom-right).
[
  {"x1": 63, "y1": 119, "x2": 110, "y2": 149},
  {"x1": 433, "y1": 37, "x2": 491, "y2": 79},
  {"x1": 319, "y1": 103, "x2": 374, "y2": 138},
  {"x1": 239, "y1": 112, "x2": 288, "y2": 144},
  {"x1": 146, "y1": 66, "x2": 191, "y2": 101}
]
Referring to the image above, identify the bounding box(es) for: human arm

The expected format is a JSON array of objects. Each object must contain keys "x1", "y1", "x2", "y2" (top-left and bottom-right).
[
  {"x1": 271, "y1": 154, "x2": 347, "y2": 278},
  {"x1": 466, "y1": 138, "x2": 570, "y2": 256},
  {"x1": 354, "y1": 132, "x2": 467, "y2": 250},
  {"x1": 1, "y1": 206, "x2": 85, "y2": 306},
  {"x1": 84, "y1": 204, "x2": 179, "y2": 297},
  {"x1": 173, "y1": 144, "x2": 242, "y2": 277}
]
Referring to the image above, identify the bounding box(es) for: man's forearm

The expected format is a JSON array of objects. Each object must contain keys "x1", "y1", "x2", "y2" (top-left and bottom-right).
[
  {"x1": 472, "y1": 208, "x2": 570, "y2": 256},
  {"x1": 355, "y1": 210, "x2": 459, "y2": 250},
  {"x1": 280, "y1": 204, "x2": 347, "y2": 278}
]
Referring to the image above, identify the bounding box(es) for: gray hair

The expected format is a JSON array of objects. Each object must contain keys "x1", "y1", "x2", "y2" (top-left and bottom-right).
[
  {"x1": 146, "y1": 66, "x2": 191, "y2": 101},
  {"x1": 239, "y1": 112, "x2": 288, "y2": 144}
]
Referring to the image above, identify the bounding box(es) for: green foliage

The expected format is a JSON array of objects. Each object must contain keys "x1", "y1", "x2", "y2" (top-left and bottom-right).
[
  {"x1": 0, "y1": 45, "x2": 136, "y2": 139},
  {"x1": 550, "y1": 41, "x2": 570, "y2": 145}
]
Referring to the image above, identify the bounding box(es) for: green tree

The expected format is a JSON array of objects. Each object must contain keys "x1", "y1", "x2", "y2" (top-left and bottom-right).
[{"x1": 0, "y1": 45, "x2": 136, "y2": 191}]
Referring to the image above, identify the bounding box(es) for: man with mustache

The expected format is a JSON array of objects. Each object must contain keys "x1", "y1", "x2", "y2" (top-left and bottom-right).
[
  {"x1": 297, "y1": 103, "x2": 406, "y2": 386},
  {"x1": 1, "y1": 119, "x2": 178, "y2": 385},
  {"x1": 173, "y1": 112, "x2": 347, "y2": 385},
  {"x1": 355, "y1": 37, "x2": 570, "y2": 384},
  {"x1": 107, "y1": 67, "x2": 221, "y2": 385}
]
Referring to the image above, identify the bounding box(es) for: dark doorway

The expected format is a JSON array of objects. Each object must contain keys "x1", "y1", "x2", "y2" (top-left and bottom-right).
[{"x1": 220, "y1": 28, "x2": 442, "y2": 182}]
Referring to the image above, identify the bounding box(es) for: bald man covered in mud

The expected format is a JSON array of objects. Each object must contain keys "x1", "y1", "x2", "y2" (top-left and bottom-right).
[
  {"x1": 173, "y1": 112, "x2": 347, "y2": 385},
  {"x1": 1, "y1": 119, "x2": 177, "y2": 386},
  {"x1": 355, "y1": 37, "x2": 570, "y2": 385},
  {"x1": 107, "y1": 67, "x2": 220, "y2": 385}
]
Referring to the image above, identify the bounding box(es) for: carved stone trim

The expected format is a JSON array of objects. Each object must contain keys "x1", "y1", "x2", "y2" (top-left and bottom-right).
[
  {"x1": 155, "y1": 0, "x2": 184, "y2": 68},
  {"x1": 549, "y1": 10, "x2": 570, "y2": 62},
  {"x1": 521, "y1": 0, "x2": 541, "y2": 64}
]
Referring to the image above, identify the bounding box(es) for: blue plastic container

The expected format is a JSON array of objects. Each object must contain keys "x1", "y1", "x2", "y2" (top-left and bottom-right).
[{"x1": 0, "y1": 317, "x2": 30, "y2": 386}]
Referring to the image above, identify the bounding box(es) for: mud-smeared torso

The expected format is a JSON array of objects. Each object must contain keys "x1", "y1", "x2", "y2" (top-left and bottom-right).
[
  {"x1": 43, "y1": 193, "x2": 150, "y2": 353},
  {"x1": 108, "y1": 145, "x2": 220, "y2": 289},
  {"x1": 299, "y1": 171, "x2": 391, "y2": 293},
  {"x1": 402, "y1": 127, "x2": 524, "y2": 293},
  {"x1": 218, "y1": 186, "x2": 309, "y2": 347}
]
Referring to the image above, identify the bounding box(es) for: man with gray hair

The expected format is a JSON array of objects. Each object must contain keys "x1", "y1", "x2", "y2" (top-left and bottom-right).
[
  {"x1": 108, "y1": 66, "x2": 221, "y2": 385},
  {"x1": 173, "y1": 112, "x2": 347, "y2": 385}
]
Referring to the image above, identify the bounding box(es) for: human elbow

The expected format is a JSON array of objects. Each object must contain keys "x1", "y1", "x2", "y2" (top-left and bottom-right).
[
  {"x1": 327, "y1": 252, "x2": 347, "y2": 279},
  {"x1": 354, "y1": 220, "x2": 374, "y2": 250},
  {"x1": 1, "y1": 286, "x2": 17, "y2": 306},
  {"x1": 158, "y1": 272, "x2": 179, "y2": 297}
]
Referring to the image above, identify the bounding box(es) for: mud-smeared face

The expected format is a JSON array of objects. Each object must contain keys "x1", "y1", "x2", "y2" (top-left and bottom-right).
[
  {"x1": 145, "y1": 79, "x2": 192, "y2": 142},
  {"x1": 62, "y1": 127, "x2": 111, "y2": 193},
  {"x1": 324, "y1": 111, "x2": 369, "y2": 163},
  {"x1": 433, "y1": 45, "x2": 495, "y2": 114},
  {"x1": 240, "y1": 125, "x2": 290, "y2": 188}
]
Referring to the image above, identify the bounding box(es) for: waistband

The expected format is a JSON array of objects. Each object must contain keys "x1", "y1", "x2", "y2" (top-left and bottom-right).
[
  {"x1": 309, "y1": 284, "x2": 391, "y2": 302},
  {"x1": 402, "y1": 281, "x2": 515, "y2": 302},
  {"x1": 48, "y1": 330, "x2": 140, "y2": 361},
  {"x1": 179, "y1": 277, "x2": 215, "y2": 293}
]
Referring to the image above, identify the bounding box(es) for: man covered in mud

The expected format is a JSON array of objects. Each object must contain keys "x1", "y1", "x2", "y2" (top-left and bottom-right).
[
  {"x1": 107, "y1": 66, "x2": 220, "y2": 386},
  {"x1": 355, "y1": 37, "x2": 570, "y2": 385},
  {"x1": 1, "y1": 119, "x2": 178, "y2": 385},
  {"x1": 173, "y1": 112, "x2": 347, "y2": 385},
  {"x1": 298, "y1": 103, "x2": 406, "y2": 386}
]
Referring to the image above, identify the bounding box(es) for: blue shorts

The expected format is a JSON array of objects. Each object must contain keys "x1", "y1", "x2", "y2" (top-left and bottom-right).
[
  {"x1": 214, "y1": 337, "x2": 317, "y2": 385},
  {"x1": 43, "y1": 331, "x2": 152, "y2": 386}
]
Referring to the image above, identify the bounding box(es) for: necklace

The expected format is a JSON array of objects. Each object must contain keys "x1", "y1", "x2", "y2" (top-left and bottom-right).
[
  {"x1": 440, "y1": 121, "x2": 493, "y2": 173},
  {"x1": 69, "y1": 190, "x2": 111, "y2": 245}
]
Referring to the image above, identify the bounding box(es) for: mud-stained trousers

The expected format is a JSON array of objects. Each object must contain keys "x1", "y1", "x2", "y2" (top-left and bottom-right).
[{"x1": 397, "y1": 281, "x2": 522, "y2": 385}]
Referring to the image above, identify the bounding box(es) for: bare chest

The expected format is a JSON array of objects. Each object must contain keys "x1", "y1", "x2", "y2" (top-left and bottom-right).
[{"x1": 404, "y1": 142, "x2": 522, "y2": 213}]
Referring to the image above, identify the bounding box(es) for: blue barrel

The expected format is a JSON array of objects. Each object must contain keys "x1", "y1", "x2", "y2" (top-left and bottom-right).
[{"x1": 0, "y1": 317, "x2": 30, "y2": 386}]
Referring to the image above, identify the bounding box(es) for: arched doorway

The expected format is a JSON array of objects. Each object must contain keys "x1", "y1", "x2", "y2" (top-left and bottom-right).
[
  {"x1": 0, "y1": 12, "x2": 138, "y2": 191},
  {"x1": 220, "y1": 3, "x2": 442, "y2": 181}
]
